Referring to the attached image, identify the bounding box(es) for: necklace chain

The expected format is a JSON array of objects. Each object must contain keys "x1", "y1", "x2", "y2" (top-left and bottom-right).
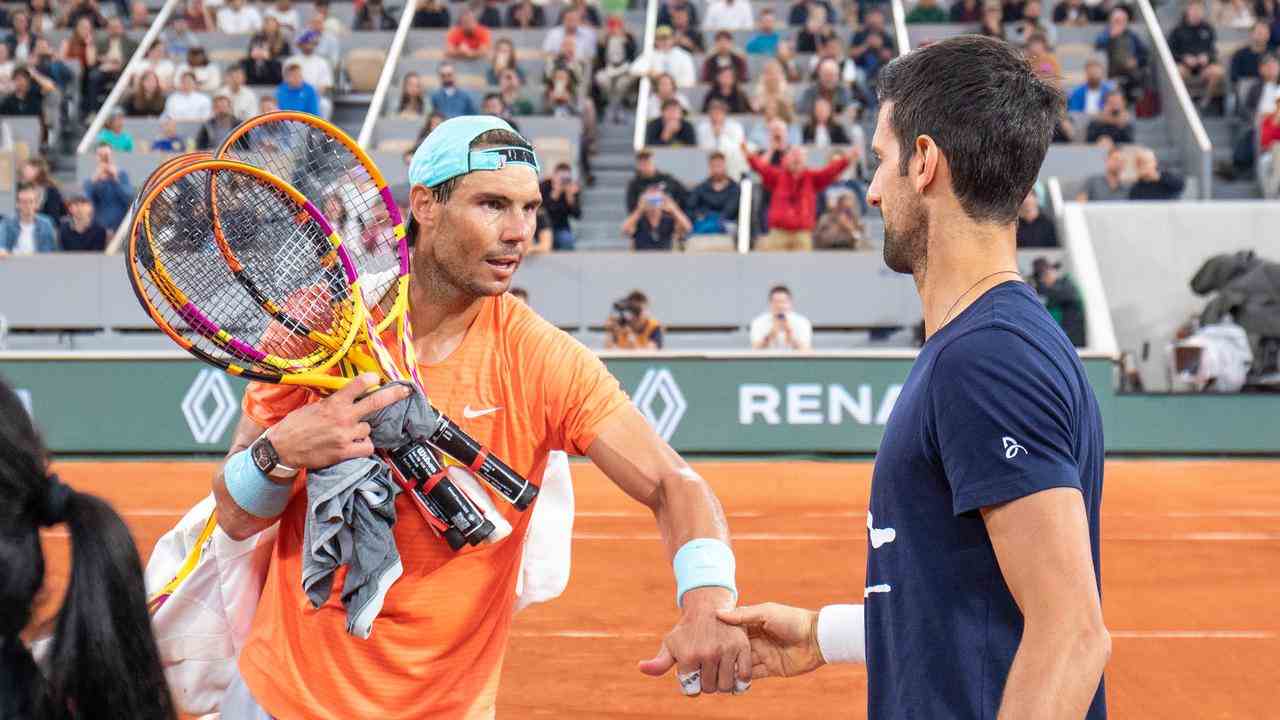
[{"x1": 939, "y1": 270, "x2": 1022, "y2": 329}]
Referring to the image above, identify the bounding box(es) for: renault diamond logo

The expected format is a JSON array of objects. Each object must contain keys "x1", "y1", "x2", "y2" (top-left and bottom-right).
[
  {"x1": 633, "y1": 368, "x2": 687, "y2": 442},
  {"x1": 182, "y1": 369, "x2": 237, "y2": 444}
]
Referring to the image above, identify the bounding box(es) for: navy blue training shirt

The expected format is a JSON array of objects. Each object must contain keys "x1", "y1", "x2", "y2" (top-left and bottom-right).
[{"x1": 865, "y1": 281, "x2": 1106, "y2": 719}]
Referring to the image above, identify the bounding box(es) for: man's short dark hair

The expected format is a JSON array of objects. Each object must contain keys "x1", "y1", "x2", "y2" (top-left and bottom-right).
[
  {"x1": 876, "y1": 35, "x2": 1063, "y2": 224},
  {"x1": 708, "y1": 150, "x2": 726, "y2": 161},
  {"x1": 626, "y1": 290, "x2": 649, "y2": 306},
  {"x1": 483, "y1": 92, "x2": 503, "y2": 104},
  {"x1": 636, "y1": 149, "x2": 653, "y2": 161},
  {"x1": 769, "y1": 284, "x2": 792, "y2": 298},
  {"x1": 715, "y1": 30, "x2": 732, "y2": 41},
  {"x1": 661, "y1": 98, "x2": 681, "y2": 111}
]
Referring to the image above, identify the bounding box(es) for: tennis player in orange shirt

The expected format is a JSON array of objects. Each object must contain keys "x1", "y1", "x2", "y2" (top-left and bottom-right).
[{"x1": 208, "y1": 116, "x2": 749, "y2": 719}]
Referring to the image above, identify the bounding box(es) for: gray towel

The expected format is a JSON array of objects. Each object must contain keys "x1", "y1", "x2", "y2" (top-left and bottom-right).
[{"x1": 363, "y1": 380, "x2": 442, "y2": 447}]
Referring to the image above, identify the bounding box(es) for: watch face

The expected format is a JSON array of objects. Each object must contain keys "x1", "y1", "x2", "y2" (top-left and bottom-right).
[{"x1": 252, "y1": 437, "x2": 277, "y2": 473}]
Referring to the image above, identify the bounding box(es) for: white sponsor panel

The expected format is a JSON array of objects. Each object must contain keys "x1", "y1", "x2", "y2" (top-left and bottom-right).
[
  {"x1": 739, "y1": 383, "x2": 903, "y2": 426},
  {"x1": 181, "y1": 369, "x2": 238, "y2": 444}
]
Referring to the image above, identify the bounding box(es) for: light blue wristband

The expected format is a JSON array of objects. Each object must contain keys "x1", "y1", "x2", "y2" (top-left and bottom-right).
[
  {"x1": 224, "y1": 448, "x2": 293, "y2": 519},
  {"x1": 673, "y1": 538, "x2": 737, "y2": 608}
]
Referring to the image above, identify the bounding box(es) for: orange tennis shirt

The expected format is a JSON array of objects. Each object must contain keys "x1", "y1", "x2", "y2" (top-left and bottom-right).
[{"x1": 237, "y1": 294, "x2": 631, "y2": 719}]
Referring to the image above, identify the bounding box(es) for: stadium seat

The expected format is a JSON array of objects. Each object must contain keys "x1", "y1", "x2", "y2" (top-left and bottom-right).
[{"x1": 345, "y1": 48, "x2": 388, "y2": 93}]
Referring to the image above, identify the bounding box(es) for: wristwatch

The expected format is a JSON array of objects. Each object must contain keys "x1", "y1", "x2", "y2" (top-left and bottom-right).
[{"x1": 250, "y1": 432, "x2": 299, "y2": 479}]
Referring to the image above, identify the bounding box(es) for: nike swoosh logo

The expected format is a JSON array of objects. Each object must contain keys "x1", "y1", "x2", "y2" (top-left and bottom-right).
[{"x1": 462, "y1": 405, "x2": 502, "y2": 419}]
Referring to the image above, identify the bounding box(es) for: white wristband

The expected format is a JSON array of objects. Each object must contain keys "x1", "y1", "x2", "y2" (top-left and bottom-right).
[{"x1": 816, "y1": 604, "x2": 866, "y2": 665}]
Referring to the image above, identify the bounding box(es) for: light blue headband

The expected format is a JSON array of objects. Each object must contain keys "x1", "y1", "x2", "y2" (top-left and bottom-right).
[{"x1": 407, "y1": 115, "x2": 541, "y2": 188}]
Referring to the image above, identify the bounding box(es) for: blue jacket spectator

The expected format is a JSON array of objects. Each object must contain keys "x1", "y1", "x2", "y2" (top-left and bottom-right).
[
  {"x1": 745, "y1": 8, "x2": 781, "y2": 55},
  {"x1": 277, "y1": 60, "x2": 321, "y2": 115},
  {"x1": 0, "y1": 187, "x2": 58, "y2": 254},
  {"x1": 1067, "y1": 61, "x2": 1116, "y2": 113},
  {"x1": 82, "y1": 146, "x2": 133, "y2": 232},
  {"x1": 430, "y1": 64, "x2": 478, "y2": 118},
  {"x1": 1094, "y1": 18, "x2": 1150, "y2": 75}
]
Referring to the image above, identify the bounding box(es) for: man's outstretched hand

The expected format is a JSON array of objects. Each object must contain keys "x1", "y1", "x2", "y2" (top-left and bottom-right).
[
  {"x1": 716, "y1": 603, "x2": 826, "y2": 680},
  {"x1": 637, "y1": 588, "x2": 751, "y2": 696}
]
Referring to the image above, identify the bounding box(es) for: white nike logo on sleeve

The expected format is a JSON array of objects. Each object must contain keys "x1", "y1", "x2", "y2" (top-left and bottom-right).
[{"x1": 463, "y1": 405, "x2": 503, "y2": 419}]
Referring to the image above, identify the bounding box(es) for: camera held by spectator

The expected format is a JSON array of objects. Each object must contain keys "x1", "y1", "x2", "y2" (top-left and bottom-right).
[{"x1": 605, "y1": 290, "x2": 664, "y2": 350}]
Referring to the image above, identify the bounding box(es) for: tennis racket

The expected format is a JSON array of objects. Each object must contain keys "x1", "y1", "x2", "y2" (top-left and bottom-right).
[
  {"x1": 126, "y1": 159, "x2": 495, "y2": 550},
  {"x1": 213, "y1": 111, "x2": 538, "y2": 511}
]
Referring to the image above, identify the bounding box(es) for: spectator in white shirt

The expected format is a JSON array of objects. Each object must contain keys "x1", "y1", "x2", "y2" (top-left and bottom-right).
[
  {"x1": 695, "y1": 98, "x2": 748, "y2": 178},
  {"x1": 542, "y1": 8, "x2": 597, "y2": 57},
  {"x1": 221, "y1": 65, "x2": 258, "y2": 119},
  {"x1": 263, "y1": 0, "x2": 301, "y2": 32},
  {"x1": 303, "y1": 11, "x2": 341, "y2": 66},
  {"x1": 290, "y1": 31, "x2": 333, "y2": 94},
  {"x1": 704, "y1": 0, "x2": 754, "y2": 31},
  {"x1": 136, "y1": 41, "x2": 176, "y2": 90},
  {"x1": 630, "y1": 25, "x2": 696, "y2": 88},
  {"x1": 175, "y1": 46, "x2": 223, "y2": 93},
  {"x1": 217, "y1": 0, "x2": 263, "y2": 34},
  {"x1": 750, "y1": 285, "x2": 814, "y2": 350},
  {"x1": 163, "y1": 71, "x2": 213, "y2": 120}
]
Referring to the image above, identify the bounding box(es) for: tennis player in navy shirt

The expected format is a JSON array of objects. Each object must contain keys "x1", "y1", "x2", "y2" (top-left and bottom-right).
[{"x1": 717, "y1": 36, "x2": 1110, "y2": 719}]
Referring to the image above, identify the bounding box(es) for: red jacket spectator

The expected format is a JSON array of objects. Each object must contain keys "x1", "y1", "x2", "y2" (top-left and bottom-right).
[
  {"x1": 747, "y1": 149, "x2": 849, "y2": 231},
  {"x1": 1261, "y1": 112, "x2": 1280, "y2": 152}
]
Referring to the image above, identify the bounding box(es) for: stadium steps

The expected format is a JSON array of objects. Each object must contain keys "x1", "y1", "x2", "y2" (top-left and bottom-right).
[
  {"x1": 1201, "y1": 116, "x2": 1263, "y2": 200},
  {"x1": 575, "y1": 116, "x2": 636, "y2": 251},
  {"x1": 332, "y1": 95, "x2": 373, "y2": 142}
]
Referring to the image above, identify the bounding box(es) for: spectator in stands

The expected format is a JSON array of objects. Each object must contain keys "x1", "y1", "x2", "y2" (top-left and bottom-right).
[
  {"x1": 1068, "y1": 57, "x2": 1115, "y2": 114},
  {"x1": 312, "y1": 0, "x2": 345, "y2": 37},
  {"x1": 701, "y1": 31, "x2": 749, "y2": 85},
  {"x1": 85, "y1": 16, "x2": 136, "y2": 110},
  {"x1": 544, "y1": 34, "x2": 591, "y2": 101},
  {"x1": 0, "y1": 67, "x2": 49, "y2": 116},
  {"x1": 593, "y1": 15, "x2": 638, "y2": 122},
  {"x1": 276, "y1": 58, "x2": 319, "y2": 115},
  {"x1": 648, "y1": 72, "x2": 690, "y2": 118},
  {"x1": 1096, "y1": 7, "x2": 1149, "y2": 103},
  {"x1": 951, "y1": 0, "x2": 983, "y2": 23},
  {"x1": 623, "y1": 187, "x2": 692, "y2": 251},
  {"x1": 62, "y1": 0, "x2": 108, "y2": 28},
  {"x1": 1129, "y1": 148, "x2": 1186, "y2": 199},
  {"x1": 252, "y1": 15, "x2": 292, "y2": 60},
  {"x1": 62, "y1": 16, "x2": 95, "y2": 110},
  {"x1": 1011, "y1": 0, "x2": 1057, "y2": 46},
  {"x1": 397, "y1": 72, "x2": 426, "y2": 117},
  {"x1": 788, "y1": 0, "x2": 838, "y2": 26},
  {"x1": 1030, "y1": 257, "x2": 1086, "y2": 346},
  {"x1": 745, "y1": 143, "x2": 853, "y2": 251},
  {"x1": 802, "y1": 96, "x2": 852, "y2": 147},
  {"x1": 242, "y1": 40, "x2": 283, "y2": 86},
  {"x1": 749, "y1": 112, "x2": 801, "y2": 157},
  {"x1": 265, "y1": 0, "x2": 302, "y2": 33},
  {"x1": 31, "y1": 35, "x2": 72, "y2": 94},
  {"x1": 1077, "y1": 145, "x2": 1131, "y2": 201},
  {"x1": 217, "y1": 0, "x2": 263, "y2": 34},
  {"x1": 430, "y1": 62, "x2": 477, "y2": 118},
  {"x1": 645, "y1": 98, "x2": 696, "y2": 146},
  {"x1": 178, "y1": 46, "x2": 222, "y2": 93},
  {"x1": 626, "y1": 148, "x2": 689, "y2": 211},
  {"x1": 150, "y1": 117, "x2": 187, "y2": 151},
  {"x1": 746, "y1": 8, "x2": 782, "y2": 55},
  {"x1": 631, "y1": 25, "x2": 696, "y2": 89},
  {"x1": 775, "y1": 39, "x2": 804, "y2": 82},
  {"x1": 907, "y1": 0, "x2": 949, "y2": 23},
  {"x1": 1231, "y1": 21, "x2": 1273, "y2": 82},
  {"x1": 508, "y1": 0, "x2": 546, "y2": 29},
  {"x1": 355, "y1": 0, "x2": 398, "y2": 31},
  {"x1": 498, "y1": 68, "x2": 536, "y2": 115},
  {"x1": 0, "y1": 46, "x2": 14, "y2": 96},
  {"x1": 164, "y1": 70, "x2": 212, "y2": 119},
  {"x1": 750, "y1": 285, "x2": 813, "y2": 350},
  {"x1": 1214, "y1": 0, "x2": 1257, "y2": 29},
  {"x1": 303, "y1": 11, "x2": 340, "y2": 66},
  {"x1": 136, "y1": 42, "x2": 176, "y2": 91},
  {"x1": 96, "y1": 109, "x2": 134, "y2": 152},
  {"x1": 83, "y1": 145, "x2": 131, "y2": 232},
  {"x1": 795, "y1": 4, "x2": 837, "y2": 54},
  {"x1": 539, "y1": 162, "x2": 582, "y2": 250},
  {"x1": 1246, "y1": 53, "x2": 1280, "y2": 123},
  {"x1": 658, "y1": 0, "x2": 700, "y2": 29},
  {"x1": 751, "y1": 59, "x2": 796, "y2": 117},
  {"x1": 814, "y1": 189, "x2": 868, "y2": 250},
  {"x1": 543, "y1": 66, "x2": 580, "y2": 116},
  {"x1": 979, "y1": 1, "x2": 1008, "y2": 40},
  {"x1": 1261, "y1": 95, "x2": 1280, "y2": 197},
  {"x1": 696, "y1": 99, "x2": 748, "y2": 177},
  {"x1": 558, "y1": 0, "x2": 601, "y2": 27},
  {"x1": 1169, "y1": 0, "x2": 1227, "y2": 114},
  {"x1": 59, "y1": 195, "x2": 107, "y2": 252},
  {"x1": 259, "y1": 94, "x2": 279, "y2": 114},
  {"x1": 690, "y1": 151, "x2": 741, "y2": 234},
  {"x1": 1054, "y1": 0, "x2": 1101, "y2": 25},
  {"x1": 807, "y1": 37, "x2": 865, "y2": 96},
  {"x1": 1086, "y1": 90, "x2": 1136, "y2": 143},
  {"x1": 20, "y1": 158, "x2": 66, "y2": 223},
  {"x1": 1015, "y1": 192, "x2": 1057, "y2": 247},
  {"x1": 221, "y1": 66, "x2": 257, "y2": 120},
  {"x1": 446, "y1": 9, "x2": 492, "y2": 60},
  {"x1": 477, "y1": 0, "x2": 504, "y2": 29},
  {"x1": 165, "y1": 15, "x2": 201, "y2": 57},
  {"x1": 481, "y1": 92, "x2": 518, "y2": 131},
  {"x1": 290, "y1": 31, "x2": 332, "y2": 98},
  {"x1": 667, "y1": 6, "x2": 705, "y2": 54},
  {"x1": 703, "y1": 66, "x2": 752, "y2": 113},
  {"x1": 180, "y1": 0, "x2": 215, "y2": 32},
  {"x1": 487, "y1": 38, "x2": 524, "y2": 85},
  {"x1": 798, "y1": 59, "x2": 853, "y2": 116},
  {"x1": 29, "y1": 0, "x2": 57, "y2": 33},
  {"x1": 544, "y1": 8, "x2": 597, "y2": 57},
  {"x1": 1024, "y1": 33, "x2": 1061, "y2": 78},
  {"x1": 8, "y1": 10, "x2": 39, "y2": 62},
  {"x1": 705, "y1": 0, "x2": 753, "y2": 31},
  {"x1": 605, "y1": 290, "x2": 664, "y2": 348},
  {"x1": 0, "y1": 186, "x2": 57, "y2": 254},
  {"x1": 197, "y1": 93, "x2": 239, "y2": 149},
  {"x1": 413, "y1": 0, "x2": 450, "y2": 29}
]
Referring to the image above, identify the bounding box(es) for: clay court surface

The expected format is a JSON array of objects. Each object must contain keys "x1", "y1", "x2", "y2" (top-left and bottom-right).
[{"x1": 34, "y1": 459, "x2": 1280, "y2": 719}]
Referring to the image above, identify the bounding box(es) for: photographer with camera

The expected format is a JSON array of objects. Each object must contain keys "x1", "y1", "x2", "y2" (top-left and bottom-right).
[
  {"x1": 605, "y1": 290, "x2": 665, "y2": 350},
  {"x1": 1030, "y1": 257, "x2": 1086, "y2": 347},
  {"x1": 622, "y1": 186, "x2": 692, "y2": 251},
  {"x1": 749, "y1": 285, "x2": 813, "y2": 350}
]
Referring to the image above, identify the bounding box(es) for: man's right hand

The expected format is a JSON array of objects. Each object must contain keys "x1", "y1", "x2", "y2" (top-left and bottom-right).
[
  {"x1": 269, "y1": 373, "x2": 410, "y2": 469},
  {"x1": 717, "y1": 603, "x2": 826, "y2": 680}
]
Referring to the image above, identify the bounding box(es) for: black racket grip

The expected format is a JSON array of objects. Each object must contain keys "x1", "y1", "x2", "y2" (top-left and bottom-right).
[
  {"x1": 428, "y1": 414, "x2": 539, "y2": 511},
  {"x1": 388, "y1": 443, "x2": 495, "y2": 547}
]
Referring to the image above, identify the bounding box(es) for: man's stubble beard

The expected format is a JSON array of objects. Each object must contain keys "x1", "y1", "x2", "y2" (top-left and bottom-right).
[{"x1": 881, "y1": 187, "x2": 929, "y2": 281}]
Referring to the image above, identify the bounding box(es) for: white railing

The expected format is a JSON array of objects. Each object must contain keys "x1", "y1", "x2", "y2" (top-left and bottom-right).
[
  {"x1": 1061, "y1": 201, "x2": 1120, "y2": 356},
  {"x1": 891, "y1": 0, "x2": 912, "y2": 54},
  {"x1": 356, "y1": 0, "x2": 419, "y2": 149},
  {"x1": 631, "y1": 0, "x2": 660, "y2": 152},
  {"x1": 735, "y1": 178, "x2": 752, "y2": 253},
  {"x1": 1135, "y1": 0, "x2": 1212, "y2": 199},
  {"x1": 76, "y1": 0, "x2": 182, "y2": 155}
]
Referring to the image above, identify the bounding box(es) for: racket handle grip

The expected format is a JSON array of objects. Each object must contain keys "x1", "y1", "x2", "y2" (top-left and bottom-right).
[
  {"x1": 428, "y1": 415, "x2": 539, "y2": 511},
  {"x1": 388, "y1": 443, "x2": 495, "y2": 548}
]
